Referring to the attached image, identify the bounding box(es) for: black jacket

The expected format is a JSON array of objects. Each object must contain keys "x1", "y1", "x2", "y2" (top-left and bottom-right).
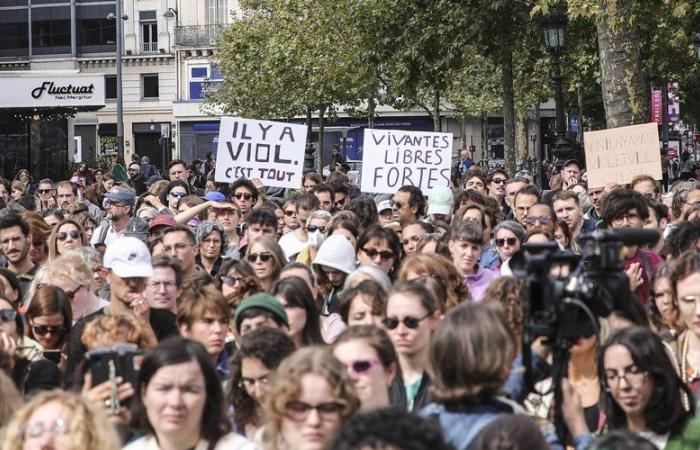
[{"x1": 389, "y1": 370, "x2": 432, "y2": 413}]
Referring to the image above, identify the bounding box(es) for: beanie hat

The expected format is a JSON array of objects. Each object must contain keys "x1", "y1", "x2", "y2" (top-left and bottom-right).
[
  {"x1": 312, "y1": 234, "x2": 357, "y2": 274},
  {"x1": 235, "y1": 293, "x2": 289, "y2": 331}
]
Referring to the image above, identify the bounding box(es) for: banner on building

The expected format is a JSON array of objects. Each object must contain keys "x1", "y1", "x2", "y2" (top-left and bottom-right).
[
  {"x1": 668, "y1": 82, "x2": 680, "y2": 124},
  {"x1": 650, "y1": 89, "x2": 662, "y2": 125},
  {"x1": 360, "y1": 128, "x2": 452, "y2": 194},
  {"x1": 584, "y1": 122, "x2": 662, "y2": 188},
  {"x1": 214, "y1": 117, "x2": 307, "y2": 189},
  {"x1": 0, "y1": 72, "x2": 105, "y2": 108}
]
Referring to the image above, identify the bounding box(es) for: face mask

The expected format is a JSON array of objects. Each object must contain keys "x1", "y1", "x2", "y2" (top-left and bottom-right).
[{"x1": 307, "y1": 230, "x2": 323, "y2": 247}]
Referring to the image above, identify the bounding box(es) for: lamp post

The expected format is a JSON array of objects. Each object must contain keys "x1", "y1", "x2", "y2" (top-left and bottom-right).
[
  {"x1": 538, "y1": 7, "x2": 570, "y2": 165},
  {"x1": 107, "y1": 1, "x2": 128, "y2": 161}
]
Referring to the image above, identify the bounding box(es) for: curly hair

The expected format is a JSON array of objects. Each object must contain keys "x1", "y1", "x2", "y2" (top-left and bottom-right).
[
  {"x1": 81, "y1": 312, "x2": 157, "y2": 350},
  {"x1": 0, "y1": 389, "x2": 121, "y2": 450},
  {"x1": 228, "y1": 328, "x2": 296, "y2": 432},
  {"x1": 482, "y1": 277, "x2": 525, "y2": 346},
  {"x1": 398, "y1": 253, "x2": 470, "y2": 309},
  {"x1": 262, "y1": 347, "x2": 360, "y2": 449}
]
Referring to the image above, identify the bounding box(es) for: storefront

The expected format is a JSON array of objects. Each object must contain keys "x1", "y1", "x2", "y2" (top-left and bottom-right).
[{"x1": 0, "y1": 71, "x2": 105, "y2": 181}]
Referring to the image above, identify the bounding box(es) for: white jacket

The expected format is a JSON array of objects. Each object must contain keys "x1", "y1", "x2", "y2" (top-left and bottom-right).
[{"x1": 123, "y1": 433, "x2": 259, "y2": 450}]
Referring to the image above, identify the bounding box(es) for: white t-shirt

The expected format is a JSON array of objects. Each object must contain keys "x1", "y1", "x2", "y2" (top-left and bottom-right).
[{"x1": 278, "y1": 231, "x2": 308, "y2": 260}]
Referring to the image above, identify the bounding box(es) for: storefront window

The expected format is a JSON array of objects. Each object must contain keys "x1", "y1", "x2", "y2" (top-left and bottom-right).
[{"x1": 31, "y1": 5, "x2": 71, "y2": 55}]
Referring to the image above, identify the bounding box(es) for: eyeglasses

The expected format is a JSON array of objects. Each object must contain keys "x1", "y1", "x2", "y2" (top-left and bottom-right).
[
  {"x1": 307, "y1": 224, "x2": 325, "y2": 233},
  {"x1": 495, "y1": 237, "x2": 518, "y2": 247},
  {"x1": 285, "y1": 401, "x2": 345, "y2": 422},
  {"x1": 234, "y1": 192, "x2": 253, "y2": 200},
  {"x1": 162, "y1": 243, "x2": 195, "y2": 253},
  {"x1": 392, "y1": 201, "x2": 404, "y2": 210},
  {"x1": 611, "y1": 212, "x2": 641, "y2": 226},
  {"x1": 383, "y1": 313, "x2": 431, "y2": 330},
  {"x1": 147, "y1": 281, "x2": 177, "y2": 290},
  {"x1": 56, "y1": 230, "x2": 81, "y2": 241},
  {"x1": 247, "y1": 252, "x2": 273, "y2": 263},
  {"x1": 23, "y1": 418, "x2": 70, "y2": 440},
  {"x1": 221, "y1": 275, "x2": 243, "y2": 286},
  {"x1": 169, "y1": 191, "x2": 187, "y2": 198},
  {"x1": 361, "y1": 247, "x2": 394, "y2": 260},
  {"x1": 284, "y1": 210, "x2": 296, "y2": 217},
  {"x1": 38, "y1": 189, "x2": 53, "y2": 194},
  {"x1": 31, "y1": 324, "x2": 66, "y2": 336},
  {"x1": 0, "y1": 309, "x2": 17, "y2": 322},
  {"x1": 525, "y1": 216, "x2": 552, "y2": 226},
  {"x1": 491, "y1": 178, "x2": 507, "y2": 185},
  {"x1": 604, "y1": 365, "x2": 647, "y2": 389},
  {"x1": 240, "y1": 374, "x2": 270, "y2": 390},
  {"x1": 346, "y1": 359, "x2": 381, "y2": 376}
]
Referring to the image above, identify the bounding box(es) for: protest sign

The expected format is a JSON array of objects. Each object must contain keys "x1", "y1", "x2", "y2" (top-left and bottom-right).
[
  {"x1": 360, "y1": 128, "x2": 452, "y2": 194},
  {"x1": 214, "y1": 117, "x2": 306, "y2": 189},
  {"x1": 584, "y1": 123, "x2": 662, "y2": 189}
]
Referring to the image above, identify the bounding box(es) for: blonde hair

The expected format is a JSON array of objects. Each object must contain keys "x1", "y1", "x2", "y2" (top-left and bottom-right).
[
  {"x1": 0, "y1": 371, "x2": 22, "y2": 429},
  {"x1": 81, "y1": 312, "x2": 157, "y2": 350},
  {"x1": 262, "y1": 347, "x2": 360, "y2": 449},
  {"x1": 25, "y1": 251, "x2": 93, "y2": 305},
  {"x1": 47, "y1": 219, "x2": 87, "y2": 261},
  {"x1": 398, "y1": 253, "x2": 471, "y2": 309},
  {"x1": 0, "y1": 390, "x2": 121, "y2": 450}
]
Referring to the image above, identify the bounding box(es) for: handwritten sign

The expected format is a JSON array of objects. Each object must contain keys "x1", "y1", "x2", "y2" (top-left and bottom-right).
[
  {"x1": 360, "y1": 129, "x2": 452, "y2": 194},
  {"x1": 214, "y1": 117, "x2": 306, "y2": 189},
  {"x1": 584, "y1": 123, "x2": 661, "y2": 189}
]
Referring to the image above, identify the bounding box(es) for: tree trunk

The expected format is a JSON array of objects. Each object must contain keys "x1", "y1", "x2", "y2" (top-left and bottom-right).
[
  {"x1": 577, "y1": 86, "x2": 584, "y2": 145},
  {"x1": 318, "y1": 106, "x2": 326, "y2": 175},
  {"x1": 515, "y1": 109, "x2": 528, "y2": 162},
  {"x1": 481, "y1": 111, "x2": 488, "y2": 161},
  {"x1": 596, "y1": 0, "x2": 649, "y2": 128},
  {"x1": 502, "y1": 50, "x2": 517, "y2": 176},
  {"x1": 433, "y1": 88, "x2": 441, "y2": 132},
  {"x1": 304, "y1": 107, "x2": 314, "y2": 172},
  {"x1": 368, "y1": 95, "x2": 376, "y2": 129}
]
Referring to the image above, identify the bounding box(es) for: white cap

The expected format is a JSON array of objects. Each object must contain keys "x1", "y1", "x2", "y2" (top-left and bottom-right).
[
  {"x1": 376, "y1": 199, "x2": 393, "y2": 213},
  {"x1": 427, "y1": 185, "x2": 453, "y2": 216},
  {"x1": 103, "y1": 236, "x2": 154, "y2": 278}
]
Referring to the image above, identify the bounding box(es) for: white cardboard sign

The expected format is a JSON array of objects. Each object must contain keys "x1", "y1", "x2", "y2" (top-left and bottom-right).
[
  {"x1": 360, "y1": 128, "x2": 452, "y2": 194},
  {"x1": 215, "y1": 117, "x2": 307, "y2": 189}
]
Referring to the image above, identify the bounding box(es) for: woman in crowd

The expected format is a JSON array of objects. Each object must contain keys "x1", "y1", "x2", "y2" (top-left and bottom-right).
[
  {"x1": 343, "y1": 265, "x2": 392, "y2": 292},
  {"x1": 555, "y1": 219, "x2": 574, "y2": 252},
  {"x1": 281, "y1": 199, "x2": 299, "y2": 233},
  {"x1": 246, "y1": 236, "x2": 286, "y2": 292},
  {"x1": 355, "y1": 225, "x2": 402, "y2": 279},
  {"x1": 229, "y1": 327, "x2": 296, "y2": 439},
  {"x1": 13, "y1": 168, "x2": 32, "y2": 195},
  {"x1": 332, "y1": 325, "x2": 398, "y2": 411},
  {"x1": 398, "y1": 253, "x2": 470, "y2": 309},
  {"x1": 159, "y1": 180, "x2": 189, "y2": 214},
  {"x1": 0, "y1": 371, "x2": 21, "y2": 429},
  {"x1": 215, "y1": 259, "x2": 261, "y2": 310},
  {"x1": 338, "y1": 280, "x2": 387, "y2": 328},
  {"x1": 313, "y1": 234, "x2": 357, "y2": 316},
  {"x1": 447, "y1": 221, "x2": 498, "y2": 302},
  {"x1": 492, "y1": 220, "x2": 524, "y2": 275},
  {"x1": 0, "y1": 390, "x2": 121, "y2": 450},
  {"x1": 262, "y1": 346, "x2": 360, "y2": 450},
  {"x1": 524, "y1": 227, "x2": 555, "y2": 244},
  {"x1": 47, "y1": 219, "x2": 87, "y2": 261},
  {"x1": 127, "y1": 337, "x2": 257, "y2": 450},
  {"x1": 670, "y1": 250, "x2": 700, "y2": 397},
  {"x1": 595, "y1": 326, "x2": 699, "y2": 449},
  {"x1": 270, "y1": 276, "x2": 324, "y2": 348},
  {"x1": 0, "y1": 269, "x2": 21, "y2": 306},
  {"x1": 22, "y1": 211, "x2": 52, "y2": 266},
  {"x1": 325, "y1": 211, "x2": 362, "y2": 248},
  {"x1": 195, "y1": 221, "x2": 227, "y2": 277},
  {"x1": 648, "y1": 263, "x2": 682, "y2": 339},
  {"x1": 72, "y1": 211, "x2": 99, "y2": 243},
  {"x1": 25, "y1": 285, "x2": 72, "y2": 371},
  {"x1": 386, "y1": 280, "x2": 440, "y2": 412}
]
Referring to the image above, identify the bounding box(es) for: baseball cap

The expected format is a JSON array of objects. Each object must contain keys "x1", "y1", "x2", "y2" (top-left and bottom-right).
[
  {"x1": 149, "y1": 214, "x2": 177, "y2": 231},
  {"x1": 201, "y1": 191, "x2": 225, "y2": 202},
  {"x1": 104, "y1": 186, "x2": 136, "y2": 205},
  {"x1": 103, "y1": 236, "x2": 154, "y2": 278},
  {"x1": 235, "y1": 293, "x2": 289, "y2": 331},
  {"x1": 427, "y1": 185, "x2": 453, "y2": 216},
  {"x1": 376, "y1": 199, "x2": 393, "y2": 213}
]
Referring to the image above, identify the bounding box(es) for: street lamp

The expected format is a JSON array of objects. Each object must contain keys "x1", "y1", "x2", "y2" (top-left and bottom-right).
[
  {"x1": 163, "y1": 7, "x2": 178, "y2": 19},
  {"x1": 694, "y1": 33, "x2": 700, "y2": 61},
  {"x1": 538, "y1": 7, "x2": 571, "y2": 165},
  {"x1": 107, "y1": 2, "x2": 128, "y2": 161}
]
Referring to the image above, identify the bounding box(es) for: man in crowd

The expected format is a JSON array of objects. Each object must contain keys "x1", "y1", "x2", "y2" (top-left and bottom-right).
[
  {"x1": 585, "y1": 185, "x2": 605, "y2": 221},
  {"x1": 91, "y1": 186, "x2": 138, "y2": 247},
  {"x1": 513, "y1": 184, "x2": 541, "y2": 226},
  {"x1": 161, "y1": 225, "x2": 201, "y2": 281},
  {"x1": 314, "y1": 184, "x2": 335, "y2": 213},
  {"x1": 0, "y1": 212, "x2": 38, "y2": 295},
  {"x1": 146, "y1": 254, "x2": 183, "y2": 314},
  {"x1": 552, "y1": 190, "x2": 596, "y2": 242},
  {"x1": 524, "y1": 203, "x2": 556, "y2": 234},
  {"x1": 232, "y1": 178, "x2": 259, "y2": 221},
  {"x1": 168, "y1": 159, "x2": 189, "y2": 182},
  {"x1": 56, "y1": 180, "x2": 103, "y2": 220},
  {"x1": 393, "y1": 185, "x2": 425, "y2": 226}
]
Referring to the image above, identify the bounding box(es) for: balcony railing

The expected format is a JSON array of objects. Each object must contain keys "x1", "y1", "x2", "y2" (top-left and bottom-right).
[
  {"x1": 174, "y1": 25, "x2": 225, "y2": 47},
  {"x1": 142, "y1": 41, "x2": 158, "y2": 53}
]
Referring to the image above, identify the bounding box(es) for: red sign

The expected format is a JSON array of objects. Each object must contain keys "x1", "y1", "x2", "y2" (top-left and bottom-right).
[{"x1": 650, "y1": 89, "x2": 662, "y2": 125}]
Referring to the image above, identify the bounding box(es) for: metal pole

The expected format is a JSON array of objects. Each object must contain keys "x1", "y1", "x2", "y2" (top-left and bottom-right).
[
  {"x1": 551, "y1": 51, "x2": 568, "y2": 164},
  {"x1": 116, "y1": 0, "x2": 125, "y2": 160}
]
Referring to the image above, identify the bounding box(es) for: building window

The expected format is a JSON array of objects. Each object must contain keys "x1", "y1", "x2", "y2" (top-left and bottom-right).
[
  {"x1": 208, "y1": 0, "x2": 227, "y2": 24},
  {"x1": 189, "y1": 64, "x2": 223, "y2": 100},
  {"x1": 105, "y1": 75, "x2": 117, "y2": 100},
  {"x1": 139, "y1": 10, "x2": 157, "y2": 53},
  {"x1": 31, "y1": 5, "x2": 71, "y2": 55},
  {"x1": 142, "y1": 74, "x2": 159, "y2": 99},
  {"x1": 77, "y1": 4, "x2": 117, "y2": 54},
  {"x1": 0, "y1": 7, "x2": 29, "y2": 58}
]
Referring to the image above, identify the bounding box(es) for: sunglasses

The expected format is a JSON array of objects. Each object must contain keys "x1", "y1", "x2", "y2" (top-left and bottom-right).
[
  {"x1": 57, "y1": 230, "x2": 81, "y2": 241},
  {"x1": 284, "y1": 210, "x2": 296, "y2": 217},
  {"x1": 346, "y1": 359, "x2": 381, "y2": 375},
  {"x1": 383, "y1": 313, "x2": 431, "y2": 330},
  {"x1": 307, "y1": 224, "x2": 325, "y2": 233},
  {"x1": 0, "y1": 309, "x2": 17, "y2": 322},
  {"x1": 247, "y1": 252, "x2": 273, "y2": 263},
  {"x1": 221, "y1": 275, "x2": 243, "y2": 286},
  {"x1": 169, "y1": 191, "x2": 187, "y2": 198},
  {"x1": 525, "y1": 216, "x2": 552, "y2": 225},
  {"x1": 234, "y1": 192, "x2": 253, "y2": 200},
  {"x1": 32, "y1": 324, "x2": 66, "y2": 336},
  {"x1": 495, "y1": 237, "x2": 518, "y2": 247},
  {"x1": 361, "y1": 247, "x2": 394, "y2": 260},
  {"x1": 491, "y1": 178, "x2": 507, "y2": 185},
  {"x1": 38, "y1": 189, "x2": 53, "y2": 194},
  {"x1": 392, "y1": 202, "x2": 404, "y2": 210}
]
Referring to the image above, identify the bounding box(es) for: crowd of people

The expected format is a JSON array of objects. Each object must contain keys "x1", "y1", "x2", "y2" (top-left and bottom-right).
[{"x1": 0, "y1": 153, "x2": 699, "y2": 450}]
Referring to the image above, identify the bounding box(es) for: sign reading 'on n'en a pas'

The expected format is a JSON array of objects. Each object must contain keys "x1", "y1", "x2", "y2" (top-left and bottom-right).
[
  {"x1": 214, "y1": 117, "x2": 307, "y2": 189},
  {"x1": 360, "y1": 128, "x2": 452, "y2": 194},
  {"x1": 584, "y1": 122, "x2": 662, "y2": 189}
]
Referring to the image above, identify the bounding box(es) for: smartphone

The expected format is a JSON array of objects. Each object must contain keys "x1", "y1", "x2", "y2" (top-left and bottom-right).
[
  {"x1": 86, "y1": 343, "x2": 140, "y2": 386},
  {"x1": 43, "y1": 349, "x2": 62, "y2": 364}
]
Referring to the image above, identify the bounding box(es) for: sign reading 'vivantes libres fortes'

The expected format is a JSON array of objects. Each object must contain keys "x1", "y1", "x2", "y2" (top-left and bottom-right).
[{"x1": 0, "y1": 72, "x2": 105, "y2": 108}]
